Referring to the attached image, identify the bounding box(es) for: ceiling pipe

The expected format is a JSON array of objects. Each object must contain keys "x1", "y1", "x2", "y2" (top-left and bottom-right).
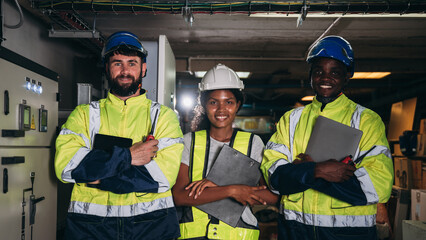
[
  {"x1": 307, "y1": 16, "x2": 342, "y2": 55},
  {"x1": 34, "y1": 1, "x2": 426, "y2": 15}
]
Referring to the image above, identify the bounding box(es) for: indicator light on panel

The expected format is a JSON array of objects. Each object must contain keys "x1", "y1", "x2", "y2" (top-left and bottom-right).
[
  {"x1": 37, "y1": 82, "x2": 43, "y2": 94},
  {"x1": 32, "y1": 80, "x2": 37, "y2": 92},
  {"x1": 25, "y1": 77, "x2": 32, "y2": 90}
]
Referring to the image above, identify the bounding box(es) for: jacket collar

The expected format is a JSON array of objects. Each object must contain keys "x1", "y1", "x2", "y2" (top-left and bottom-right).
[
  {"x1": 312, "y1": 93, "x2": 349, "y2": 112},
  {"x1": 107, "y1": 89, "x2": 148, "y2": 106}
]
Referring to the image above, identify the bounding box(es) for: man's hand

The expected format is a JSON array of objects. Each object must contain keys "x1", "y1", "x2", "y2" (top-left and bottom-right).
[
  {"x1": 314, "y1": 160, "x2": 356, "y2": 182},
  {"x1": 129, "y1": 140, "x2": 159, "y2": 166}
]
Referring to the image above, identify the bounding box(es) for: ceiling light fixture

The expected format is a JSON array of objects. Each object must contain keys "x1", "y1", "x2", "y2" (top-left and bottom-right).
[
  {"x1": 301, "y1": 95, "x2": 315, "y2": 101},
  {"x1": 351, "y1": 72, "x2": 391, "y2": 79}
]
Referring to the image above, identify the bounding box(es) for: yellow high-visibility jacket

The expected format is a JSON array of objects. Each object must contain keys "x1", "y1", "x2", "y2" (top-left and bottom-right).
[
  {"x1": 179, "y1": 130, "x2": 260, "y2": 240},
  {"x1": 55, "y1": 91, "x2": 183, "y2": 218},
  {"x1": 261, "y1": 94, "x2": 393, "y2": 235}
]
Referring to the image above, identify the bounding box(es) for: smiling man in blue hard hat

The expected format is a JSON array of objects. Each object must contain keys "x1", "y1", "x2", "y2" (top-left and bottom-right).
[
  {"x1": 55, "y1": 31, "x2": 184, "y2": 240},
  {"x1": 261, "y1": 36, "x2": 393, "y2": 239}
]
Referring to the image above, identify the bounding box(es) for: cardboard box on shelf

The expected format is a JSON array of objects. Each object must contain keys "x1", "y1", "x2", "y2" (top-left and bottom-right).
[
  {"x1": 417, "y1": 134, "x2": 426, "y2": 156},
  {"x1": 390, "y1": 186, "x2": 411, "y2": 240},
  {"x1": 393, "y1": 143, "x2": 403, "y2": 156},
  {"x1": 402, "y1": 220, "x2": 426, "y2": 240},
  {"x1": 411, "y1": 189, "x2": 426, "y2": 221},
  {"x1": 394, "y1": 157, "x2": 412, "y2": 189},
  {"x1": 420, "y1": 118, "x2": 426, "y2": 134},
  {"x1": 412, "y1": 160, "x2": 423, "y2": 189},
  {"x1": 422, "y1": 163, "x2": 426, "y2": 189}
]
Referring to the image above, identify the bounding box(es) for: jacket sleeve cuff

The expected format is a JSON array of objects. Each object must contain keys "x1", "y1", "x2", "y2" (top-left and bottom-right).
[
  {"x1": 71, "y1": 146, "x2": 132, "y2": 182},
  {"x1": 271, "y1": 162, "x2": 316, "y2": 195}
]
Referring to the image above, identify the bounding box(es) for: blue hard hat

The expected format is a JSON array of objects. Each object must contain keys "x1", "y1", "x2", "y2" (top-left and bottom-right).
[
  {"x1": 307, "y1": 36, "x2": 354, "y2": 77},
  {"x1": 102, "y1": 31, "x2": 148, "y2": 62}
]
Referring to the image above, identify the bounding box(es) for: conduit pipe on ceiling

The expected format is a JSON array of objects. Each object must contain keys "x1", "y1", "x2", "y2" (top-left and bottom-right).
[
  {"x1": 3, "y1": 0, "x2": 23, "y2": 29},
  {"x1": 307, "y1": 16, "x2": 342, "y2": 55},
  {"x1": 34, "y1": 1, "x2": 426, "y2": 15}
]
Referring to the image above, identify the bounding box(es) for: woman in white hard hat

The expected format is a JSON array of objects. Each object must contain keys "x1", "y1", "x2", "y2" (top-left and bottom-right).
[{"x1": 172, "y1": 64, "x2": 278, "y2": 239}]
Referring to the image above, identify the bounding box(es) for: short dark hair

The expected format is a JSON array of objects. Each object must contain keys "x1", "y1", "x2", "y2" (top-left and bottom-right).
[
  {"x1": 104, "y1": 45, "x2": 146, "y2": 65},
  {"x1": 190, "y1": 89, "x2": 245, "y2": 132}
]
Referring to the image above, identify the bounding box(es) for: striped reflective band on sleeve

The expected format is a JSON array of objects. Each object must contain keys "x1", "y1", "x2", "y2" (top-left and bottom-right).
[
  {"x1": 89, "y1": 101, "x2": 101, "y2": 148},
  {"x1": 288, "y1": 107, "x2": 304, "y2": 162},
  {"x1": 355, "y1": 168, "x2": 379, "y2": 205},
  {"x1": 359, "y1": 145, "x2": 392, "y2": 160},
  {"x1": 354, "y1": 145, "x2": 391, "y2": 204},
  {"x1": 283, "y1": 209, "x2": 376, "y2": 227},
  {"x1": 145, "y1": 137, "x2": 184, "y2": 193},
  {"x1": 59, "y1": 128, "x2": 91, "y2": 183},
  {"x1": 266, "y1": 141, "x2": 291, "y2": 159},
  {"x1": 69, "y1": 195, "x2": 175, "y2": 217},
  {"x1": 144, "y1": 160, "x2": 169, "y2": 193},
  {"x1": 266, "y1": 158, "x2": 289, "y2": 194},
  {"x1": 350, "y1": 104, "x2": 366, "y2": 160},
  {"x1": 150, "y1": 102, "x2": 161, "y2": 136},
  {"x1": 157, "y1": 137, "x2": 184, "y2": 151}
]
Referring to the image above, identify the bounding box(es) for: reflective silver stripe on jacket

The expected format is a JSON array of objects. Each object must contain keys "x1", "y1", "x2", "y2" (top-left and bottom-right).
[
  {"x1": 148, "y1": 137, "x2": 183, "y2": 192},
  {"x1": 68, "y1": 195, "x2": 175, "y2": 217},
  {"x1": 266, "y1": 141, "x2": 292, "y2": 194},
  {"x1": 351, "y1": 104, "x2": 366, "y2": 160},
  {"x1": 354, "y1": 145, "x2": 391, "y2": 204},
  {"x1": 283, "y1": 208, "x2": 376, "y2": 227},
  {"x1": 266, "y1": 159, "x2": 288, "y2": 194},
  {"x1": 158, "y1": 137, "x2": 184, "y2": 151},
  {"x1": 266, "y1": 142, "x2": 291, "y2": 159},
  {"x1": 150, "y1": 102, "x2": 161, "y2": 136},
  {"x1": 355, "y1": 168, "x2": 379, "y2": 205},
  {"x1": 89, "y1": 101, "x2": 101, "y2": 148},
  {"x1": 288, "y1": 107, "x2": 304, "y2": 162},
  {"x1": 359, "y1": 145, "x2": 392, "y2": 161},
  {"x1": 59, "y1": 128, "x2": 91, "y2": 183},
  {"x1": 265, "y1": 107, "x2": 303, "y2": 192}
]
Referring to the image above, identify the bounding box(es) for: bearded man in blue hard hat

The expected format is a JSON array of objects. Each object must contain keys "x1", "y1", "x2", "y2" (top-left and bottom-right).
[
  {"x1": 260, "y1": 36, "x2": 393, "y2": 239},
  {"x1": 55, "y1": 31, "x2": 184, "y2": 240}
]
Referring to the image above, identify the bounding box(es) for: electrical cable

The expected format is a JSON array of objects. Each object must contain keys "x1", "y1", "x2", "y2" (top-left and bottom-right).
[{"x1": 3, "y1": 0, "x2": 24, "y2": 29}]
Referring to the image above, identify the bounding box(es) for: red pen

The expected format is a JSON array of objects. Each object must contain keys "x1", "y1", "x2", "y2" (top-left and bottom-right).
[
  {"x1": 341, "y1": 155, "x2": 354, "y2": 165},
  {"x1": 145, "y1": 135, "x2": 155, "y2": 141},
  {"x1": 145, "y1": 109, "x2": 159, "y2": 142}
]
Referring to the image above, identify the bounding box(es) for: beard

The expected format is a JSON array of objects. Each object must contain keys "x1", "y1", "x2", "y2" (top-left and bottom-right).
[{"x1": 109, "y1": 74, "x2": 142, "y2": 97}]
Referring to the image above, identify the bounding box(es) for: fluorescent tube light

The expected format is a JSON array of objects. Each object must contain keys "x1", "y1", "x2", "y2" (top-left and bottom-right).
[
  {"x1": 351, "y1": 72, "x2": 391, "y2": 79},
  {"x1": 301, "y1": 95, "x2": 314, "y2": 101}
]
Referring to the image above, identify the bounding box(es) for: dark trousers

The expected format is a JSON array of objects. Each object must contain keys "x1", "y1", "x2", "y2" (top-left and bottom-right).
[
  {"x1": 65, "y1": 207, "x2": 180, "y2": 240},
  {"x1": 278, "y1": 215, "x2": 377, "y2": 240}
]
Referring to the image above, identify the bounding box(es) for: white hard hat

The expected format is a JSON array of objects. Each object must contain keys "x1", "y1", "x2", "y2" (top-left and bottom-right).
[{"x1": 198, "y1": 64, "x2": 244, "y2": 91}]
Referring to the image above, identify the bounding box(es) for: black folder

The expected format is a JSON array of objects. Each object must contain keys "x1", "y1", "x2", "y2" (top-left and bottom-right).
[
  {"x1": 93, "y1": 134, "x2": 133, "y2": 152},
  {"x1": 305, "y1": 116, "x2": 363, "y2": 162},
  {"x1": 196, "y1": 144, "x2": 261, "y2": 227}
]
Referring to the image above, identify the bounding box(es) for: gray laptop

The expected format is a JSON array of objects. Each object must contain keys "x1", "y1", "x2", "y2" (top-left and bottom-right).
[
  {"x1": 196, "y1": 144, "x2": 261, "y2": 227},
  {"x1": 305, "y1": 116, "x2": 363, "y2": 162}
]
